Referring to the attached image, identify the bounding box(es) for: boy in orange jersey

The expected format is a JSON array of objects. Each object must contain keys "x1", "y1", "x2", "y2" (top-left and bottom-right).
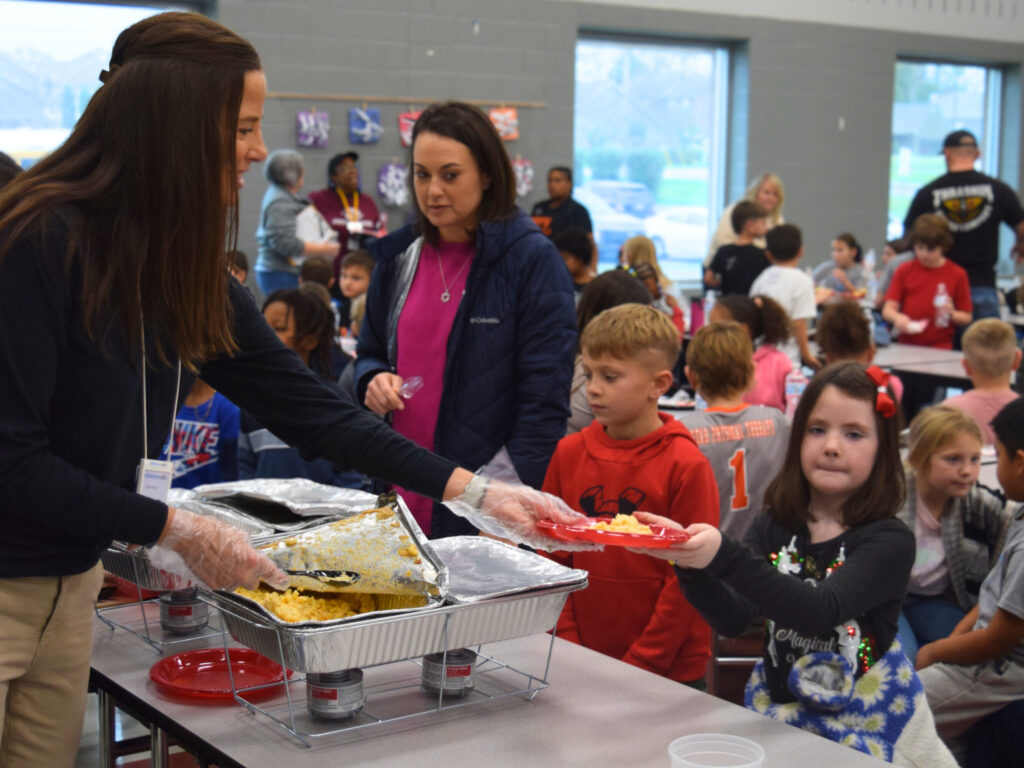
[
  {"x1": 543, "y1": 304, "x2": 719, "y2": 687},
  {"x1": 678, "y1": 322, "x2": 789, "y2": 539}
]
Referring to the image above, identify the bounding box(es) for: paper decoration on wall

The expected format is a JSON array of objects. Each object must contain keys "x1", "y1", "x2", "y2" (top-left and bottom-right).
[
  {"x1": 377, "y1": 162, "x2": 410, "y2": 207},
  {"x1": 348, "y1": 107, "x2": 382, "y2": 144},
  {"x1": 512, "y1": 157, "x2": 533, "y2": 198},
  {"x1": 398, "y1": 111, "x2": 421, "y2": 147},
  {"x1": 296, "y1": 109, "x2": 329, "y2": 148},
  {"x1": 489, "y1": 107, "x2": 519, "y2": 141}
]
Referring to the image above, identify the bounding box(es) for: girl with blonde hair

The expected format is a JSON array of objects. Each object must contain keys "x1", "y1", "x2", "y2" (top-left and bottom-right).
[{"x1": 896, "y1": 405, "x2": 1013, "y2": 664}]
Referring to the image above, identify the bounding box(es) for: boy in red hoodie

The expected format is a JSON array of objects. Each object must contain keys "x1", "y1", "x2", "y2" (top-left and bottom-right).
[{"x1": 544, "y1": 303, "x2": 719, "y2": 687}]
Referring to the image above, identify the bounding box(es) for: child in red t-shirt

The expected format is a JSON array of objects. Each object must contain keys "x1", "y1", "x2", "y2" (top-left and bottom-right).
[
  {"x1": 543, "y1": 304, "x2": 719, "y2": 686},
  {"x1": 883, "y1": 213, "x2": 972, "y2": 349}
]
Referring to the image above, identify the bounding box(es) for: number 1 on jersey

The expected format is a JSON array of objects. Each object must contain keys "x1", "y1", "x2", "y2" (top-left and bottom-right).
[{"x1": 728, "y1": 448, "x2": 749, "y2": 511}]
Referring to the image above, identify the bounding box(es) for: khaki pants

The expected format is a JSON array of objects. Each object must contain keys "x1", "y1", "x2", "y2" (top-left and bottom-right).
[{"x1": 0, "y1": 561, "x2": 103, "y2": 768}]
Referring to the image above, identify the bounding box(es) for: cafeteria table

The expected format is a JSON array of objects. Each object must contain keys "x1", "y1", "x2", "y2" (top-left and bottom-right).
[
  {"x1": 809, "y1": 341, "x2": 965, "y2": 370},
  {"x1": 89, "y1": 616, "x2": 889, "y2": 767}
]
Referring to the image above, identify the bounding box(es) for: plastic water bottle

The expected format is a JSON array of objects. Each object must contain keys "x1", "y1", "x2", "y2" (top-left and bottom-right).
[
  {"x1": 934, "y1": 283, "x2": 951, "y2": 329},
  {"x1": 703, "y1": 290, "x2": 717, "y2": 324},
  {"x1": 784, "y1": 368, "x2": 809, "y2": 420},
  {"x1": 863, "y1": 248, "x2": 877, "y2": 304}
]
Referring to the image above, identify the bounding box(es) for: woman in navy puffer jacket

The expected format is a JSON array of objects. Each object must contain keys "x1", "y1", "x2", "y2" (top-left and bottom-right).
[{"x1": 354, "y1": 102, "x2": 576, "y2": 538}]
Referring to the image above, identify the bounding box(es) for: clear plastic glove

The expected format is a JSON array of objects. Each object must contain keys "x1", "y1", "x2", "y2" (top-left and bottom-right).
[
  {"x1": 905, "y1": 319, "x2": 928, "y2": 335},
  {"x1": 443, "y1": 477, "x2": 599, "y2": 552},
  {"x1": 150, "y1": 507, "x2": 290, "y2": 591}
]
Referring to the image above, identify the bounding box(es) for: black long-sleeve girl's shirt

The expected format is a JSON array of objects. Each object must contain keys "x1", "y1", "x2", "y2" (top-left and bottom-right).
[
  {"x1": 677, "y1": 514, "x2": 914, "y2": 703},
  {"x1": 0, "y1": 221, "x2": 457, "y2": 578}
]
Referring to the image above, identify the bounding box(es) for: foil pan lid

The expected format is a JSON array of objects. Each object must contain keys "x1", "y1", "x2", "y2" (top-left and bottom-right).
[
  {"x1": 430, "y1": 536, "x2": 587, "y2": 604},
  {"x1": 192, "y1": 479, "x2": 380, "y2": 531}
]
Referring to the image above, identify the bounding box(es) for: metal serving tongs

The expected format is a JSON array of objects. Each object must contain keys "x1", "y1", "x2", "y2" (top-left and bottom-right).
[{"x1": 284, "y1": 569, "x2": 361, "y2": 585}]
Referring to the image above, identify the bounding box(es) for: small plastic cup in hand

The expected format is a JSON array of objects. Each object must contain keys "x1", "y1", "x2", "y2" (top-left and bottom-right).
[
  {"x1": 399, "y1": 375, "x2": 424, "y2": 400},
  {"x1": 668, "y1": 734, "x2": 764, "y2": 768}
]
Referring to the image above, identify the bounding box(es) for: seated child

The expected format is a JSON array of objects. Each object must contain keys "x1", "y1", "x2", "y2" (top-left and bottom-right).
[
  {"x1": 161, "y1": 377, "x2": 239, "y2": 489},
  {"x1": 883, "y1": 214, "x2": 972, "y2": 349},
  {"x1": 632, "y1": 363, "x2": 957, "y2": 765},
  {"x1": 710, "y1": 294, "x2": 792, "y2": 412},
  {"x1": 552, "y1": 227, "x2": 596, "y2": 302},
  {"x1": 705, "y1": 201, "x2": 770, "y2": 297},
  {"x1": 567, "y1": 270, "x2": 652, "y2": 434},
  {"x1": 679, "y1": 322, "x2": 789, "y2": 538},
  {"x1": 299, "y1": 254, "x2": 342, "y2": 330},
  {"x1": 748, "y1": 224, "x2": 820, "y2": 371},
  {"x1": 339, "y1": 249, "x2": 374, "y2": 337},
  {"x1": 543, "y1": 303, "x2": 719, "y2": 686},
  {"x1": 942, "y1": 318, "x2": 1022, "y2": 445},
  {"x1": 812, "y1": 232, "x2": 867, "y2": 299},
  {"x1": 228, "y1": 248, "x2": 249, "y2": 285},
  {"x1": 917, "y1": 398, "x2": 1024, "y2": 761},
  {"x1": 240, "y1": 288, "x2": 368, "y2": 490},
  {"x1": 621, "y1": 235, "x2": 685, "y2": 335},
  {"x1": 897, "y1": 405, "x2": 1012, "y2": 664},
  {"x1": 817, "y1": 300, "x2": 904, "y2": 402}
]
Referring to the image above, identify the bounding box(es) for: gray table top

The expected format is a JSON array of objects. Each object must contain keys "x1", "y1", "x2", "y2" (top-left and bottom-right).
[{"x1": 90, "y1": 618, "x2": 887, "y2": 767}]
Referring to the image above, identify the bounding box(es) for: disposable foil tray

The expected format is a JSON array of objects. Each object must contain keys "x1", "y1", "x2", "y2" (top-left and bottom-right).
[
  {"x1": 101, "y1": 498, "x2": 273, "y2": 592},
  {"x1": 210, "y1": 537, "x2": 587, "y2": 673}
]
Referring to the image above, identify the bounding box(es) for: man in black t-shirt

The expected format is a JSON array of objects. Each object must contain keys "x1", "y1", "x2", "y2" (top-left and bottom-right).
[
  {"x1": 531, "y1": 166, "x2": 593, "y2": 240},
  {"x1": 903, "y1": 130, "x2": 1024, "y2": 320}
]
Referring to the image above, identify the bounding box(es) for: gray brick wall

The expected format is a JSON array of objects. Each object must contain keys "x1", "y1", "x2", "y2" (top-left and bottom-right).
[{"x1": 218, "y1": 0, "x2": 1024, "y2": 291}]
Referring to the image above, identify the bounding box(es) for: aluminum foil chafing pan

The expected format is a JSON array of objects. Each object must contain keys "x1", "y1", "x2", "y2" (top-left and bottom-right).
[
  {"x1": 101, "y1": 498, "x2": 276, "y2": 592},
  {"x1": 208, "y1": 537, "x2": 588, "y2": 673}
]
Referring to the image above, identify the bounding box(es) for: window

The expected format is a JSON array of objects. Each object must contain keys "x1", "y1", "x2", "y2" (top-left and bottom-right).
[
  {"x1": 574, "y1": 36, "x2": 729, "y2": 285},
  {"x1": 889, "y1": 60, "x2": 1002, "y2": 242},
  {"x1": 0, "y1": 1, "x2": 168, "y2": 169}
]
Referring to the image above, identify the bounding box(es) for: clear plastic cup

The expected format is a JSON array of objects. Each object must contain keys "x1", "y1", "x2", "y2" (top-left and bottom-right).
[
  {"x1": 668, "y1": 734, "x2": 765, "y2": 768},
  {"x1": 399, "y1": 375, "x2": 424, "y2": 400}
]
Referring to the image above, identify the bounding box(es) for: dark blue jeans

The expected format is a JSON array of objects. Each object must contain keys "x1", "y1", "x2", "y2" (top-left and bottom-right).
[
  {"x1": 897, "y1": 594, "x2": 965, "y2": 665},
  {"x1": 255, "y1": 268, "x2": 299, "y2": 299},
  {"x1": 970, "y1": 285, "x2": 1001, "y2": 320}
]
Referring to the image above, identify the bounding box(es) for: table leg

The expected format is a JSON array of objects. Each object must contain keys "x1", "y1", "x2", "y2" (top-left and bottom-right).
[
  {"x1": 97, "y1": 689, "x2": 116, "y2": 768},
  {"x1": 150, "y1": 726, "x2": 170, "y2": 768}
]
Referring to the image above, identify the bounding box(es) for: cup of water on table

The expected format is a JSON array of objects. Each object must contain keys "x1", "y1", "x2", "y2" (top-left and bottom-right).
[
  {"x1": 668, "y1": 734, "x2": 764, "y2": 768},
  {"x1": 399, "y1": 375, "x2": 424, "y2": 400}
]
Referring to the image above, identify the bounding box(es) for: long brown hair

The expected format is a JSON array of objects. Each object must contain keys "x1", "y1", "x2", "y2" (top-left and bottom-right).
[
  {"x1": 765, "y1": 362, "x2": 905, "y2": 529},
  {"x1": 410, "y1": 101, "x2": 516, "y2": 247},
  {"x1": 0, "y1": 12, "x2": 260, "y2": 367}
]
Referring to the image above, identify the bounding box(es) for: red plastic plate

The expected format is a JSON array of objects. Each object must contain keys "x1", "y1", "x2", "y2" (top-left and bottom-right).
[
  {"x1": 537, "y1": 517, "x2": 690, "y2": 548},
  {"x1": 149, "y1": 648, "x2": 290, "y2": 700}
]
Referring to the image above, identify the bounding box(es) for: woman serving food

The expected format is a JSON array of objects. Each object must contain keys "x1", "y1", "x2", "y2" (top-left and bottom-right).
[{"x1": 0, "y1": 15, "x2": 581, "y2": 766}]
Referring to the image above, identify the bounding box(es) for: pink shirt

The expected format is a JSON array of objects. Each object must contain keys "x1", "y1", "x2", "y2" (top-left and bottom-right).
[
  {"x1": 392, "y1": 239, "x2": 475, "y2": 532},
  {"x1": 744, "y1": 344, "x2": 791, "y2": 412},
  {"x1": 943, "y1": 389, "x2": 1020, "y2": 445}
]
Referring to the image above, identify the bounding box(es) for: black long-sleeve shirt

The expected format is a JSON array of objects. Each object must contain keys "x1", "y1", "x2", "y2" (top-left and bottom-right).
[
  {"x1": 0, "y1": 221, "x2": 457, "y2": 577},
  {"x1": 677, "y1": 514, "x2": 914, "y2": 703}
]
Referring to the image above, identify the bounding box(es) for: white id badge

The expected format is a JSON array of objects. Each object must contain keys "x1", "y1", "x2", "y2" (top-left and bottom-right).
[{"x1": 136, "y1": 459, "x2": 174, "y2": 503}]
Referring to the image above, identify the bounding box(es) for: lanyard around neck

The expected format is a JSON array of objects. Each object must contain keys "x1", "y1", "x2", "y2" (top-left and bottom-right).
[
  {"x1": 337, "y1": 188, "x2": 359, "y2": 219},
  {"x1": 140, "y1": 317, "x2": 182, "y2": 460}
]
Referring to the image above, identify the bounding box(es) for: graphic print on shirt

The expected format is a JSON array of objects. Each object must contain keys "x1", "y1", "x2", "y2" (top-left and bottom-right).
[
  {"x1": 579, "y1": 485, "x2": 646, "y2": 517},
  {"x1": 531, "y1": 215, "x2": 553, "y2": 236},
  {"x1": 933, "y1": 184, "x2": 994, "y2": 232},
  {"x1": 165, "y1": 419, "x2": 220, "y2": 479}
]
